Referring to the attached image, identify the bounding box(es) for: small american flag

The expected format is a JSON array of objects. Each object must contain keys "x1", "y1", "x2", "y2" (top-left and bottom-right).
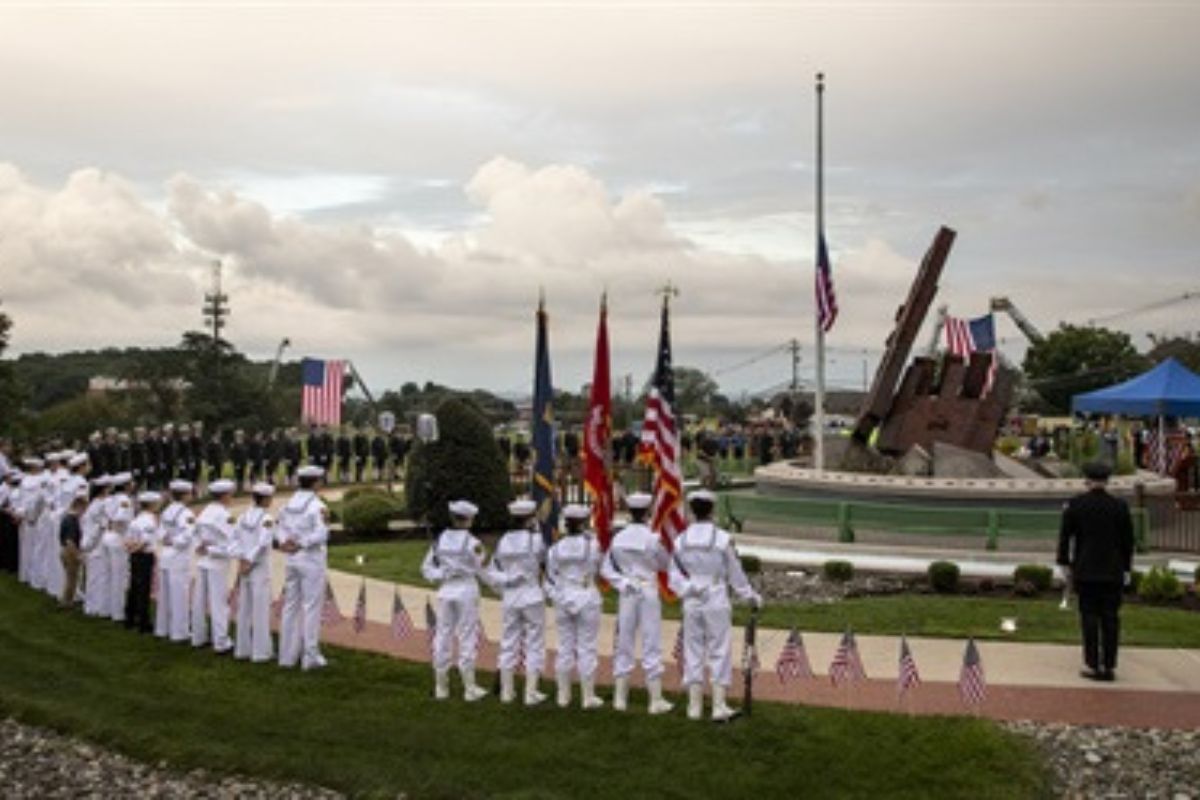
[
  {"x1": 897, "y1": 635, "x2": 921, "y2": 698},
  {"x1": 390, "y1": 589, "x2": 414, "y2": 640},
  {"x1": 300, "y1": 358, "x2": 345, "y2": 427},
  {"x1": 816, "y1": 233, "x2": 838, "y2": 333},
  {"x1": 672, "y1": 624, "x2": 685, "y2": 674},
  {"x1": 321, "y1": 582, "x2": 343, "y2": 626},
  {"x1": 776, "y1": 627, "x2": 814, "y2": 683},
  {"x1": 352, "y1": 579, "x2": 367, "y2": 634},
  {"x1": 829, "y1": 629, "x2": 866, "y2": 686},
  {"x1": 944, "y1": 313, "x2": 998, "y2": 395},
  {"x1": 959, "y1": 638, "x2": 987, "y2": 707},
  {"x1": 424, "y1": 598, "x2": 437, "y2": 651}
]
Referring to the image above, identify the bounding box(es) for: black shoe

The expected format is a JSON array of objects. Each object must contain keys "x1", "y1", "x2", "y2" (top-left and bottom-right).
[
  {"x1": 1099, "y1": 670, "x2": 1115, "y2": 682},
  {"x1": 1079, "y1": 668, "x2": 1105, "y2": 681}
]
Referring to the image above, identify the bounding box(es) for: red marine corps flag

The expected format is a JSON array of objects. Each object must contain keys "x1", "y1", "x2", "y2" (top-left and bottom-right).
[{"x1": 584, "y1": 294, "x2": 614, "y2": 550}]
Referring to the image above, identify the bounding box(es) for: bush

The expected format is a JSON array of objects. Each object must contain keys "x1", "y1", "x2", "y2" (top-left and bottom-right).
[
  {"x1": 341, "y1": 493, "x2": 402, "y2": 535},
  {"x1": 1013, "y1": 564, "x2": 1053, "y2": 593},
  {"x1": 343, "y1": 486, "x2": 396, "y2": 504},
  {"x1": 739, "y1": 554, "x2": 762, "y2": 575},
  {"x1": 1137, "y1": 566, "x2": 1183, "y2": 604},
  {"x1": 1194, "y1": 565, "x2": 1199, "y2": 586},
  {"x1": 1129, "y1": 569, "x2": 1144, "y2": 593},
  {"x1": 995, "y1": 435, "x2": 1021, "y2": 456},
  {"x1": 405, "y1": 398, "x2": 513, "y2": 532},
  {"x1": 823, "y1": 560, "x2": 854, "y2": 583},
  {"x1": 928, "y1": 561, "x2": 960, "y2": 594}
]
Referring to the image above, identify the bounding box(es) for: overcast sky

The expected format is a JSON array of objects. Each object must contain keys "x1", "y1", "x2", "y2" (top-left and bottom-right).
[{"x1": 1, "y1": 2, "x2": 1198, "y2": 399}]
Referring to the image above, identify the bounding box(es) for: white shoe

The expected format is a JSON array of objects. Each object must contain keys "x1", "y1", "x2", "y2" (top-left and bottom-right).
[
  {"x1": 613, "y1": 676, "x2": 629, "y2": 712},
  {"x1": 687, "y1": 684, "x2": 704, "y2": 721},
  {"x1": 647, "y1": 678, "x2": 674, "y2": 715},
  {"x1": 711, "y1": 685, "x2": 736, "y2": 722},
  {"x1": 462, "y1": 668, "x2": 487, "y2": 702},
  {"x1": 557, "y1": 672, "x2": 572, "y2": 708},
  {"x1": 524, "y1": 671, "x2": 547, "y2": 706},
  {"x1": 434, "y1": 669, "x2": 450, "y2": 701},
  {"x1": 500, "y1": 669, "x2": 516, "y2": 704},
  {"x1": 581, "y1": 678, "x2": 604, "y2": 710}
]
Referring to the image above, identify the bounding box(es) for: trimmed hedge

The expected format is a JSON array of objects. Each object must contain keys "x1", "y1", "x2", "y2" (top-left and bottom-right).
[
  {"x1": 1137, "y1": 566, "x2": 1183, "y2": 604},
  {"x1": 928, "y1": 561, "x2": 960, "y2": 594},
  {"x1": 823, "y1": 560, "x2": 854, "y2": 583},
  {"x1": 739, "y1": 554, "x2": 762, "y2": 575},
  {"x1": 1013, "y1": 564, "x2": 1053, "y2": 593},
  {"x1": 340, "y1": 493, "x2": 404, "y2": 535}
]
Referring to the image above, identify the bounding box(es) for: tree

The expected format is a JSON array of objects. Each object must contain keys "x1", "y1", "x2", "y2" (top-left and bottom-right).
[
  {"x1": 1147, "y1": 334, "x2": 1200, "y2": 373},
  {"x1": 1023, "y1": 325, "x2": 1149, "y2": 413},
  {"x1": 0, "y1": 301, "x2": 24, "y2": 436},
  {"x1": 645, "y1": 366, "x2": 719, "y2": 417}
]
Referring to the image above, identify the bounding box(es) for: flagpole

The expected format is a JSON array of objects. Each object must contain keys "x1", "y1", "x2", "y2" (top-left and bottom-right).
[{"x1": 814, "y1": 71, "x2": 827, "y2": 473}]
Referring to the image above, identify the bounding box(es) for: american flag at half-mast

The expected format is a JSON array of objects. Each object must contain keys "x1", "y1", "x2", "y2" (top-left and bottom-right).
[
  {"x1": 1145, "y1": 429, "x2": 1191, "y2": 476},
  {"x1": 897, "y1": 635, "x2": 921, "y2": 697},
  {"x1": 352, "y1": 578, "x2": 367, "y2": 634},
  {"x1": 424, "y1": 598, "x2": 437, "y2": 651},
  {"x1": 829, "y1": 629, "x2": 867, "y2": 686},
  {"x1": 959, "y1": 638, "x2": 987, "y2": 706},
  {"x1": 390, "y1": 589, "x2": 414, "y2": 640},
  {"x1": 641, "y1": 294, "x2": 686, "y2": 596},
  {"x1": 300, "y1": 358, "x2": 346, "y2": 426},
  {"x1": 944, "y1": 314, "x2": 998, "y2": 395},
  {"x1": 776, "y1": 627, "x2": 814, "y2": 683},
  {"x1": 321, "y1": 581, "x2": 344, "y2": 626},
  {"x1": 815, "y1": 233, "x2": 838, "y2": 333}
]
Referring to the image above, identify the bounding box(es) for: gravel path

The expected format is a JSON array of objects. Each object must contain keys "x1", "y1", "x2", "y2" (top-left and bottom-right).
[
  {"x1": 1006, "y1": 721, "x2": 1199, "y2": 799},
  {"x1": 0, "y1": 718, "x2": 343, "y2": 799}
]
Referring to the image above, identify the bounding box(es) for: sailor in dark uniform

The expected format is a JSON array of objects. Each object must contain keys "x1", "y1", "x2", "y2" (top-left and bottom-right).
[
  {"x1": 205, "y1": 431, "x2": 225, "y2": 489},
  {"x1": 162, "y1": 423, "x2": 179, "y2": 484},
  {"x1": 336, "y1": 430, "x2": 352, "y2": 484},
  {"x1": 283, "y1": 429, "x2": 301, "y2": 486},
  {"x1": 230, "y1": 430, "x2": 248, "y2": 493},
  {"x1": 353, "y1": 428, "x2": 369, "y2": 483},
  {"x1": 177, "y1": 423, "x2": 195, "y2": 484},
  {"x1": 146, "y1": 427, "x2": 163, "y2": 490},
  {"x1": 319, "y1": 428, "x2": 335, "y2": 474},
  {"x1": 188, "y1": 422, "x2": 206, "y2": 483},
  {"x1": 130, "y1": 427, "x2": 149, "y2": 488},
  {"x1": 265, "y1": 430, "x2": 283, "y2": 486},
  {"x1": 370, "y1": 431, "x2": 388, "y2": 482},
  {"x1": 247, "y1": 431, "x2": 265, "y2": 484},
  {"x1": 388, "y1": 431, "x2": 408, "y2": 481}
]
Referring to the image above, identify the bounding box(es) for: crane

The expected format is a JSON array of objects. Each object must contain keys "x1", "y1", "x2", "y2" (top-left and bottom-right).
[
  {"x1": 266, "y1": 337, "x2": 291, "y2": 390},
  {"x1": 990, "y1": 296, "x2": 1045, "y2": 344}
]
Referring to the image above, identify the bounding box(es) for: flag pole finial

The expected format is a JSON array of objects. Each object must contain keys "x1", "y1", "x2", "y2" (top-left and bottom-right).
[{"x1": 656, "y1": 281, "x2": 679, "y2": 309}]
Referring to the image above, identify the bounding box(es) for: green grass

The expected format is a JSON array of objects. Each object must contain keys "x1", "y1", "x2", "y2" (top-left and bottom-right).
[
  {"x1": 329, "y1": 541, "x2": 1200, "y2": 648},
  {"x1": 0, "y1": 575, "x2": 1048, "y2": 799}
]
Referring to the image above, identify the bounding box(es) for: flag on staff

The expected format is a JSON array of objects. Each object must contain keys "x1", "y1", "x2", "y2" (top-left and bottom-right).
[
  {"x1": 352, "y1": 578, "x2": 367, "y2": 634},
  {"x1": 390, "y1": 589, "x2": 414, "y2": 640},
  {"x1": 584, "y1": 294, "x2": 614, "y2": 551},
  {"x1": 321, "y1": 582, "x2": 344, "y2": 626},
  {"x1": 944, "y1": 314, "x2": 998, "y2": 395},
  {"x1": 776, "y1": 628, "x2": 814, "y2": 683},
  {"x1": 300, "y1": 358, "x2": 346, "y2": 426},
  {"x1": 898, "y1": 635, "x2": 921, "y2": 698},
  {"x1": 424, "y1": 598, "x2": 437, "y2": 651},
  {"x1": 959, "y1": 638, "x2": 987, "y2": 707},
  {"x1": 530, "y1": 295, "x2": 559, "y2": 544},
  {"x1": 816, "y1": 233, "x2": 838, "y2": 333},
  {"x1": 829, "y1": 629, "x2": 867, "y2": 686}
]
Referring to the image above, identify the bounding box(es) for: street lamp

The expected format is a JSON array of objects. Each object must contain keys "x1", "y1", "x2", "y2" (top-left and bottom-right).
[{"x1": 416, "y1": 413, "x2": 440, "y2": 547}]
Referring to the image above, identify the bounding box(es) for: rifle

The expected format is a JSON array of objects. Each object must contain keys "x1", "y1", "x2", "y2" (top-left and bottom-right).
[{"x1": 741, "y1": 606, "x2": 759, "y2": 718}]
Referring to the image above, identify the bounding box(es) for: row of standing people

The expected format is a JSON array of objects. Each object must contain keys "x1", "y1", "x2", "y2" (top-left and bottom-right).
[{"x1": 422, "y1": 490, "x2": 762, "y2": 721}]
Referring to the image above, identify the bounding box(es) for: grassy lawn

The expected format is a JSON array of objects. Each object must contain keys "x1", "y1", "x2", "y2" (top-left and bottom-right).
[
  {"x1": 0, "y1": 575, "x2": 1048, "y2": 799},
  {"x1": 329, "y1": 541, "x2": 1200, "y2": 648}
]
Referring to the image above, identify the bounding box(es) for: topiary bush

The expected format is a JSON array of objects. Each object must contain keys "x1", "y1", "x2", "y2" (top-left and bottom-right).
[
  {"x1": 341, "y1": 493, "x2": 401, "y2": 536},
  {"x1": 405, "y1": 398, "x2": 513, "y2": 532},
  {"x1": 1013, "y1": 564, "x2": 1053, "y2": 593},
  {"x1": 1137, "y1": 565, "x2": 1183, "y2": 604},
  {"x1": 823, "y1": 560, "x2": 854, "y2": 583},
  {"x1": 928, "y1": 561, "x2": 960, "y2": 594},
  {"x1": 739, "y1": 554, "x2": 762, "y2": 575}
]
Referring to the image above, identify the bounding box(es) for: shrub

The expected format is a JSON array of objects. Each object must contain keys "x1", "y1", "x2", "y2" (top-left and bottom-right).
[
  {"x1": 995, "y1": 436, "x2": 1021, "y2": 456},
  {"x1": 343, "y1": 486, "x2": 395, "y2": 504},
  {"x1": 739, "y1": 554, "x2": 762, "y2": 575},
  {"x1": 405, "y1": 398, "x2": 513, "y2": 532},
  {"x1": 1129, "y1": 569, "x2": 1144, "y2": 593},
  {"x1": 1194, "y1": 565, "x2": 1199, "y2": 586},
  {"x1": 1137, "y1": 566, "x2": 1183, "y2": 604},
  {"x1": 823, "y1": 560, "x2": 854, "y2": 583},
  {"x1": 341, "y1": 493, "x2": 401, "y2": 536},
  {"x1": 1013, "y1": 564, "x2": 1053, "y2": 593},
  {"x1": 928, "y1": 561, "x2": 960, "y2": 594}
]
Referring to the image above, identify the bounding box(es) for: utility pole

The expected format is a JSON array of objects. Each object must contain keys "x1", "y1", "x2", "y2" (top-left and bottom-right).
[
  {"x1": 789, "y1": 338, "x2": 801, "y2": 392},
  {"x1": 202, "y1": 259, "x2": 229, "y2": 394}
]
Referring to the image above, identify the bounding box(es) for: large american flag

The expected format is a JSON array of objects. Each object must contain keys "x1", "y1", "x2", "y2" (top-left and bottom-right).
[
  {"x1": 829, "y1": 629, "x2": 867, "y2": 686},
  {"x1": 391, "y1": 589, "x2": 414, "y2": 640},
  {"x1": 897, "y1": 635, "x2": 921, "y2": 698},
  {"x1": 301, "y1": 358, "x2": 345, "y2": 426},
  {"x1": 944, "y1": 314, "x2": 998, "y2": 395},
  {"x1": 958, "y1": 638, "x2": 987, "y2": 707},
  {"x1": 640, "y1": 297, "x2": 686, "y2": 592},
  {"x1": 776, "y1": 627, "x2": 814, "y2": 683},
  {"x1": 816, "y1": 233, "x2": 838, "y2": 333}
]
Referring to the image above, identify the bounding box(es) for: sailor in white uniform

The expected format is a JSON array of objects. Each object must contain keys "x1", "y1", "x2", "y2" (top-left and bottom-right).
[
  {"x1": 234, "y1": 482, "x2": 276, "y2": 662},
  {"x1": 80, "y1": 476, "x2": 112, "y2": 617},
  {"x1": 103, "y1": 473, "x2": 135, "y2": 622},
  {"x1": 547, "y1": 504, "x2": 605, "y2": 710},
  {"x1": 155, "y1": 480, "x2": 196, "y2": 642},
  {"x1": 277, "y1": 466, "x2": 330, "y2": 671},
  {"x1": 192, "y1": 479, "x2": 236, "y2": 653},
  {"x1": 484, "y1": 498, "x2": 547, "y2": 705}
]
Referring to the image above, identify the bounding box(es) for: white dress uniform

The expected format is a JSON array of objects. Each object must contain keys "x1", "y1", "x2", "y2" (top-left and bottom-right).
[
  {"x1": 484, "y1": 505, "x2": 547, "y2": 705},
  {"x1": 277, "y1": 486, "x2": 329, "y2": 670},
  {"x1": 547, "y1": 510, "x2": 605, "y2": 710},
  {"x1": 667, "y1": 508, "x2": 761, "y2": 721},
  {"x1": 155, "y1": 496, "x2": 196, "y2": 641},
  {"x1": 16, "y1": 469, "x2": 45, "y2": 585},
  {"x1": 599, "y1": 494, "x2": 673, "y2": 714},
  {"x1": 103, "y1": 485, "x2": 135, "y2": 622},
  {"x1": 234, "y1": 499, "x2": 276, "y2": 662},
  {"x1": 80, "y1": 485, "x2": 111, "y2": 616},
  {"x1": 191, "y1": 498, "x2": 236, "y2": 652},
  {"x1": 420, "y1": 500, "x2": 488, "y2": 701},
  {"x1": 41, "y1": 464, "x2": 71, "y2": 598}
]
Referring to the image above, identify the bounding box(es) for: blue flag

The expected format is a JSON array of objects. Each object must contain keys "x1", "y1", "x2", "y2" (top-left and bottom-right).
[{"x1": 531, "y1": 297, "x2": 558, "y2": 543}]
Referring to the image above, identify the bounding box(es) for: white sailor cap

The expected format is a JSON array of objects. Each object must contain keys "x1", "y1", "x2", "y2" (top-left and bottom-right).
[
  {"x1": 23, "y1": 457, "x2": 44, "y2": 469},
  {"x1": 111, "y1": 472, "x2": 133, "y2": 486},
  {"x1": 138, "y1": 491, "x2": 162, "y2": 504},
  {"x1": 45, "y1": 451, "x2": 65, "y2": 463},
  {"x1": 92, "y1": 475, "x2": 112, "y2": 487},
  {"x1": 626, "y1": 492, "x2": 653, "y2": 510},
  {"x1": 448, "y1": 499, "x2": 479, "y2": 518},
  {"x1": 297, "y1": 465, "x2": 325, "y2": 479},
  {"x1": 68, "y1": 453, "x2": 89, "y2": 468},
  {"x1": 507, "y1": 498, "x2": 536, "y2": 516},
  {"x1": 208, "y1": 479, "x2": 235, "y2": 495},
  {"x1": 73, "y1": 490, "x2": 90, "y2": 503},
  {"x1": 687, "y1": 489, "x2": 717, "y2": 504},
  {"x1": 251, "y1": 482, "x2": 276, "y2": 497},
  {"x1": 61, "y1": 449, "x2": 78, "y2": 460},
  {"x1": 563, "y1": 504, "x2": 591, "y2": 521},
  {"x1": 168, "y1": 479, "x2": 194, "y2": 493}
]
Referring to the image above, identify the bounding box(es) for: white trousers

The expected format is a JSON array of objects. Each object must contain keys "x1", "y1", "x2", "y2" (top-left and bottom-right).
[
  {"x1": 105, "y1": 542, "x2": 129, "y2": 621},
  {"x1": 18, "y1": 521, "x2": 36, "y2": 583},
  {"x1": 433, "y1": 595, "x2": 480, "y2": 673},
  {"x1": 28, "y1": 518, "x2": 47, "y2": 589},
  {"x1": 235, "y1": 566, "x2": 274, "y2": 662},
  {"x1": 554, "y1": 604, "x2": 601, "y2": 680},
  {"x1": 499, "y1": 602, "x2": 545, "y2": 673},
  {"x1": 42, "y1": 513, "x2": 65, "y2": 598},
  {"x1": 278, "y1": 560, "x2": 325, "y2": 669},
  {"x1": 191, "y1": 561, "x2": 232, "y2": 651},
  {"x1": 682, "y1": 604, "x2": 733, "y2": 687},
  {"x1": 83, "y1": 547, "x2": 110, "y2": 616},
  {"x1": 613, "y1": 590, "x2": 665, "y2": 680},
  {"x1": 155, "y1": 563, "x2": 191, "y2": 641}
]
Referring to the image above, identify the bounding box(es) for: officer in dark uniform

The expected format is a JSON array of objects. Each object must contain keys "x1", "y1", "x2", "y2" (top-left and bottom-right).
[
  {"x1": 388, "y1": 431, "x2": 408, "y2": 480},
  {"x1": 265, "y1": 430, "x2": 283, "y2": 486},
  {"x1": 1057, "y1": 461, "x2": 1135, "y2": 682},
  {"x1": 336, "y1": 430, "x2": 352, "y2": 484},
  {"x1": 370, "y1": 431, "x2": 388, "y2": 482},
  {"x1": 86, "y1": 432, "x2": 104, "y2": 475},
  {"x1": 100, "y1": 428, "x2": 119, "y2": 476},
  {"x1": 116, "y1": 431, "x2": 132, "y2": 474},
  {"x1": 189, "y1": 422, "x2": 205, "y2": 483},
  {"x1": 353, "y1": 428, "x2": 370, "y2": 483},
  {"x1": 247, "y1": 431, "x2": 265, "y2": 484},
  {"x1": 205, "y1": 431, "x2": 225, "y2": 487},
  {"x1": 178, "y1": 424, "x2": 195, "y2": 484},
  {"x1": 319, "y1": 427, "x2": 335, "y2": 474},
  {"x1": 130, "y1": 427, "x2": 148, "y2": 487},
  {"x1": 230, "y1": 430, "x2": 248, "y2": 493},
  {"x1": 145, "y1": 427, "x2": 163, "y2": 490},
  {"x1": 284, "y1": 429, "x2": 301, "y2": 486},
  {"x1": 163, "y1": 423, "x2": 179, "y2": 483}
]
